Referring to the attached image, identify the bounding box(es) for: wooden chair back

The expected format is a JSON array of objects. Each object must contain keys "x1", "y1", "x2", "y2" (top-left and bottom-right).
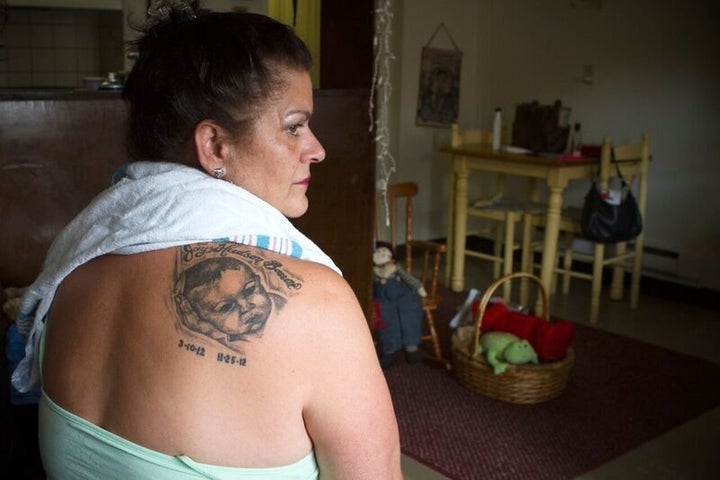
[
  {"x1": 611, "y1": 134, "x2": 651, "y2": 219},
  {"x1": 551, "y1": 134, "x2": 651, "y2": 323},
  {"x1": 451, "y1": 124, "x2": 505, "y2": 199},
  {"x1": 375, "y1": 181, "x2": 418, "y2": 270},
  {"x1": 451, "y1": 124, "x2": 492, "y2": 147},
  {"x1": 375, "y1": 182, "x2": 445, "y2": 293},
  {"x1": 375, "y1": 182, "x2": 447, "y2": 361}
]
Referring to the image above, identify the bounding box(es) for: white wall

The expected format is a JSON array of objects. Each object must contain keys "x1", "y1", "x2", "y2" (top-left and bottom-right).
[
  {"x1": 388, "y1": 0, "x2": 720, "y2": 291},
  {"x1": 122, "y1": 0, "x2": 268, "y2": 71}
]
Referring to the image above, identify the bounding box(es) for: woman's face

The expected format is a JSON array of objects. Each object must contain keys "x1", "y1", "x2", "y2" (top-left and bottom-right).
[{"x1": 225, "y1": 69, "x2": 325, "y2": 218}]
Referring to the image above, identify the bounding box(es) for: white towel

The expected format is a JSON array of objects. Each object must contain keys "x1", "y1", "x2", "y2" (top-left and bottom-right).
[{"x1": 12, "y1": 161, "x2": 341, "y2": 392}]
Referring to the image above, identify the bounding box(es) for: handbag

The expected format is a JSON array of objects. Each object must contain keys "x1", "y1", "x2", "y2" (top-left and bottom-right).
[{"x1": 581, "y1": 160, "x2": 642, "y2": 243}]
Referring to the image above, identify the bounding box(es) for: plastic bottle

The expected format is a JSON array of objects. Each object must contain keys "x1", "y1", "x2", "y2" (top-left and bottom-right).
[
  {"x1": 571, "y1": 122, "x2": 582, "y2": 156},
  {"x1": 492, "y1": 108, "x2": 502, "y2": 151}
]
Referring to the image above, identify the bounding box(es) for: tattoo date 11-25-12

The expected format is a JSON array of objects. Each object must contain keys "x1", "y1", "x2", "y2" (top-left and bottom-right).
[{"x1": 178, "y1": 338, "x2": 248, "y2": 367}]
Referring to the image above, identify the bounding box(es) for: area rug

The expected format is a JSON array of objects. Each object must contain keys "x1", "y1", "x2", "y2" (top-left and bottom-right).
[{"x1": 384, "y1": 288, "x2": 720, "y2": 480}]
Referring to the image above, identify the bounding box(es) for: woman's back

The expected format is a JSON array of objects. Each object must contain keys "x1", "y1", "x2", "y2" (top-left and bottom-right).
[
  {"x1": 29, "y1": 6, "x2": 402, "y2": 478},
  {"x1": 42, "y1": 245, "x2": 366, "y2": 470}
]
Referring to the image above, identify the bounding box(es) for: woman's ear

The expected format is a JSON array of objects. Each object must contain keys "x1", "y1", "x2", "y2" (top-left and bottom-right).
[{"x1": 194, "y1": 120, "x2": 228, "y2": 175}]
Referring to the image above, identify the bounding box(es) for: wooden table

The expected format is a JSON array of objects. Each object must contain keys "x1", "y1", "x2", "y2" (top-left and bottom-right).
[{"x1": 441, "y1": 144, "x2": 609, "y2": 305}]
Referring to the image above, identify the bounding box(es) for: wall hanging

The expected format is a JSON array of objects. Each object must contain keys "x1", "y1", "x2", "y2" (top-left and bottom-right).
[{"x1": 416, "y1": 23, "x2": 462, "y2": 127}]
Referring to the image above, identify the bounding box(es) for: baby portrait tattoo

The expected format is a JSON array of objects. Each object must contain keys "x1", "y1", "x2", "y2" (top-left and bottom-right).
[{"x1": 173, "y1": 243, "x2": 302, "y2": 353}]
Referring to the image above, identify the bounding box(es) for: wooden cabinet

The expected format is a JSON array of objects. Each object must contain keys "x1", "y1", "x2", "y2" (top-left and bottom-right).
[{"x1": 295, "y1": 90, "x2": 374, "y2": 316}]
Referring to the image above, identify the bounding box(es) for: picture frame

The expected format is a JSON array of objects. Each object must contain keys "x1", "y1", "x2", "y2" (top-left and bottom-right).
[{"x1": 416, "y1": 46, "x2": 462, "y2": 127}]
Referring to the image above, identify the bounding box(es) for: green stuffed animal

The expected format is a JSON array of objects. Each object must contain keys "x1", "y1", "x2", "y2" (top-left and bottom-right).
[{"x1": 479, "y1": 331, "x2": 539, "y2": 375}]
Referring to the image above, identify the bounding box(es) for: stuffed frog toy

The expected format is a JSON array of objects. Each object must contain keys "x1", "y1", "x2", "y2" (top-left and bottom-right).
[{"x1": 479, "y1": 331, "x2": 539, "y2": 375}]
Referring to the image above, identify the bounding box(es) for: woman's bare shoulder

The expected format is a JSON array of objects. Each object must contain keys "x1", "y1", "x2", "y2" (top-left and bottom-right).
[{"x1": 269, "y1": 255, "x2": 403, "y2": 478}]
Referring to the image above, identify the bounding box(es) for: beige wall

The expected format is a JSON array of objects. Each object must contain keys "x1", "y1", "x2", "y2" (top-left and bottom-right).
[{"x1": 388, "y1": 0, "x2": 720, "y2": 290}]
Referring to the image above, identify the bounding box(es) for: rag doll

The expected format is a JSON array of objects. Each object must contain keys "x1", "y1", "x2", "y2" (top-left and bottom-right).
[{"x1": 372, "y1": 242, "x2": 426, "y2": 369}]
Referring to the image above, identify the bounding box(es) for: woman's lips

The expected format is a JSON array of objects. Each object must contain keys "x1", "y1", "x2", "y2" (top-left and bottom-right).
[{"x1": 294, "y1": 176, "x2": 311, "y2": 186}]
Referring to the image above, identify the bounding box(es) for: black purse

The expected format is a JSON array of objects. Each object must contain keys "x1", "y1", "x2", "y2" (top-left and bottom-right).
[{"x1": 581, "y1": 160, "x2": 642, "y2": 244}]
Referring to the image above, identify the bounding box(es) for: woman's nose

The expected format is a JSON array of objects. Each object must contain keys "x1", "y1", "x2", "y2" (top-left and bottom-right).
[{"x1": 307, "y1": 130, "x2": 326, "y2": 163}]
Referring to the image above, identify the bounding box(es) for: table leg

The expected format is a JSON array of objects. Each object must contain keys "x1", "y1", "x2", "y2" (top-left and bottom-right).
[
  {"x1": 445, "y1": 159, "x2": 456, "y2": 287},
  {"x1": 502, "y1": 211, "x2": 516, "y2": 300},
  {"x1": 519, "y1": 213, "x2": 533, "y2": 306},
  {"x1": 451, "y1": 169, "x2": 469, "y2": 292},
  {"x1": 536, "y1": 186, "x2": 564, "y2": 311}
]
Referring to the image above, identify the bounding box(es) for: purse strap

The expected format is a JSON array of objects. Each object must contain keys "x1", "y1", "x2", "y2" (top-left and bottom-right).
[
  {"x1": 611, "y1": 149, "x2": 627, "y2": 180},
  {"x1": 593, "y1": 148, "x2": 629, "y2": 189}
]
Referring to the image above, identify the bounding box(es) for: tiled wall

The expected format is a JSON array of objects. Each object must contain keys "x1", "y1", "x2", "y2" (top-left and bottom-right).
[{"x1": 0, "y1": 8, "x2": 124, "y2": 89}]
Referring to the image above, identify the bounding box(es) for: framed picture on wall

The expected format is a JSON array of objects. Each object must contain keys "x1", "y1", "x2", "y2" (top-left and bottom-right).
[{"x1": 416, "y1": 46, "x2": 462, "y2": 127}]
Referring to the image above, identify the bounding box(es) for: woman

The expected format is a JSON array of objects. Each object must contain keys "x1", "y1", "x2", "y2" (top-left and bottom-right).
[{"x1": 11, "y1": 3, "x2": 402, "y2": 479}]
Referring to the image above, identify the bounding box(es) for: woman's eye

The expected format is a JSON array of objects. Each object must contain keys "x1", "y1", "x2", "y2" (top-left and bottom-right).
[{"x1": 288, "y1": 124, "x2": 302, "y2": 136}]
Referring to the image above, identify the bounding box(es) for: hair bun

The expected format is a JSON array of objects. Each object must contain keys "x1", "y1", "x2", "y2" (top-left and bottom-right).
[{"x1": 146, "y1": 0, "x2": 198, "y2": 29}]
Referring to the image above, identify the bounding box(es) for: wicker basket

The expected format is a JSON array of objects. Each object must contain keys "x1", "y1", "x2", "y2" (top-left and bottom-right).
[{"x1": 451, "y1": 272, "x2": 574, "y2": 404}]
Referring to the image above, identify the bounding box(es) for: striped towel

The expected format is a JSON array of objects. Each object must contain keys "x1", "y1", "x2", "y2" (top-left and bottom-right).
[{"x1": 12, "y1": 161, "x2": 340, "y2": 392}]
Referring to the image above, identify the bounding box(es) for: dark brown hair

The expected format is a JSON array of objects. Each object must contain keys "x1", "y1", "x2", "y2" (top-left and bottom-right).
[{"x1": 123, "y1": 7, "x2": 312, "y2": 164}]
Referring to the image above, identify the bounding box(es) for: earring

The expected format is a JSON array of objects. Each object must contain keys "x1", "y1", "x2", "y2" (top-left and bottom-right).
[{"x1": 213, "y1": 167, "x2": 225, "y2": 179}]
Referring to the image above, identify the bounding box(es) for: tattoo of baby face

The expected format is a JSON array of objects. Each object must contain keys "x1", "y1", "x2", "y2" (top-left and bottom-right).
[{"x1": 173, "y1": 244, "x2": 302, "y2": 353}]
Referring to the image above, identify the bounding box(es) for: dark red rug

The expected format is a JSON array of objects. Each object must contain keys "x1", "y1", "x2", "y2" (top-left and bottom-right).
[{"x1": 384, "y1": 288, "x2": 720, "y2": 480}]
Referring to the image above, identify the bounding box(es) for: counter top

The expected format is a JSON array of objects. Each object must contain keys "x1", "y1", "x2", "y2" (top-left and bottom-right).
[{"x1": 0, "y1": 88, "x2": 122, "y2": 101}]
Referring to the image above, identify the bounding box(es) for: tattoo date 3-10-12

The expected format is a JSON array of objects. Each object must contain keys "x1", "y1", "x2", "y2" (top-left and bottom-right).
[{"x1": 178, "y1": 338, "x2": 248, "y2": 367}]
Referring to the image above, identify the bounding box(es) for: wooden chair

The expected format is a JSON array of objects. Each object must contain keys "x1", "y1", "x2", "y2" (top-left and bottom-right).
[
  {"x1": 447, "y1": 123, "x2": 544, "y2": 300},
  {"x1": 532, "y1": 134, "x2": 651, "y2": 323},
  {"x1": 375, "y1": 182, "x2": 446, "y2": 362}
]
